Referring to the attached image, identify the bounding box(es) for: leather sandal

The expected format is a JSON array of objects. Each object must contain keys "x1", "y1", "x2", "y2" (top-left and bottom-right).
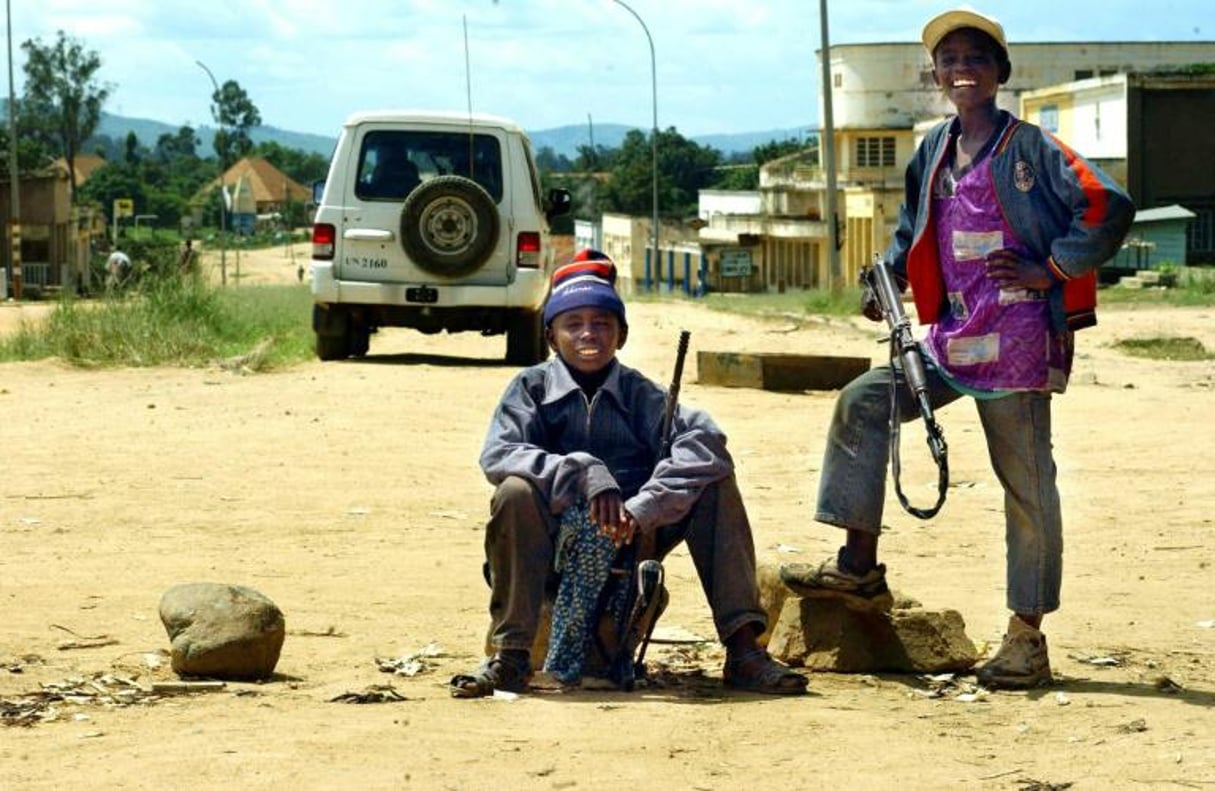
[
  {"x1": 450, "y1": 653, "x2": 532, "y2": 698},
  {"x1": 723, "y1": 649, "x2": 808, "y2": 695}
]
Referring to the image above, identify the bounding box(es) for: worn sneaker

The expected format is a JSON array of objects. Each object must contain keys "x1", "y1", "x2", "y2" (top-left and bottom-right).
[
  {"x1": 976, "y1": 616, "x2": 1052, "y2": 689},
  {"x1": 779, "y1": 549, "x2": 894, "y2": 612}
]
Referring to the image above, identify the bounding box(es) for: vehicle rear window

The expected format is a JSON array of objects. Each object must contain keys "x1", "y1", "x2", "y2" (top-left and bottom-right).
[{"x1": 355, "y1": 130, "x2": 504, "y2": 202}]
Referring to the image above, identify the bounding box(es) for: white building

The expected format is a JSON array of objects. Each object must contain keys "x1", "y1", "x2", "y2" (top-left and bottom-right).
[{"x1": 697, "y1": 39, "x2": 1215, "y2": 291}]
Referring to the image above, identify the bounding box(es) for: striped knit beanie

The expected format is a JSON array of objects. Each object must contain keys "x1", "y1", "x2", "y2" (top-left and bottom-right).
[{"x1": 542, "y1": 249, "x2": 627, "y2": 328}]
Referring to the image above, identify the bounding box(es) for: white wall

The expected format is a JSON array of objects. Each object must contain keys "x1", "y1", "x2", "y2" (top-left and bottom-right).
[
  {"x1": 824, "y1": 41, "x2": 1215, "y2": 131},
  {"x1": 698, "y1": 190, "x2": 761, "y2": 221}
]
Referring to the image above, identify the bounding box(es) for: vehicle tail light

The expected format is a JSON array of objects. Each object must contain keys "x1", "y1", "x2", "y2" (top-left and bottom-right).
[
  {"x1": 516, "y1": 232, "x2": 541, "y2": 268},
  {"x1": 312, "y1": 223, "x2": 336, "y2": 260}
]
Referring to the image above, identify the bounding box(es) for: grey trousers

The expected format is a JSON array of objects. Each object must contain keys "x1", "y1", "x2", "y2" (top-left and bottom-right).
[
  {"x1": 484, "y1": 475, "x2": 768, "y2": 654},
  {"x1": 815, "y1": 363, "x2": 1063, "y2": 614}
]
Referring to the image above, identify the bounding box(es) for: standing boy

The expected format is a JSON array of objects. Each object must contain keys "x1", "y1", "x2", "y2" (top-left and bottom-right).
[
  {"x1": 451, "y1": 249, "x2": 806, "y2": 697},
  {"x1": 781, "y1": 9, "x2": 1134, "y2": 689}
]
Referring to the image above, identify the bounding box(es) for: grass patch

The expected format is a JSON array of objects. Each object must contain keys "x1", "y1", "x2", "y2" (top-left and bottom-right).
[
  {"x1": 1101, "y1": 266, "x2": 1215, "y2": 307},
  {"x1": 1112, "y1": 336, "x2": 1213, "y2": 361},
  {"x1": 0, "y1": 277, "x2": 315, "y2": 370}
]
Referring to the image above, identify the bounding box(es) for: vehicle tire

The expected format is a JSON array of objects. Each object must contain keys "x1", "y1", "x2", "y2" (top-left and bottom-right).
[
  {"x1": 505, "y1": 309, "x2": 548, "y2": 366},
  {"x1": 316, "y1": 332, "x2": 351, "y2": 361},
  {"x1": 400, "y1": 176, "x2": 500, "y2": 278},
  {"x1": 313, "y1": 305, "x2": 352, "y2": 361},
  {"x1": 350, "y1": 325, "x2": 371, "y2": 358}
]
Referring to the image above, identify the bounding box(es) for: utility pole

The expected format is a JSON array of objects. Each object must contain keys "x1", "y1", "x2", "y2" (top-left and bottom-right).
[
  {"x1": 5, "y1": 0, "x2": 21, "y2": 300},
  {"x1": 819, "y1": 0, "x2": 842, "y2": 293}
]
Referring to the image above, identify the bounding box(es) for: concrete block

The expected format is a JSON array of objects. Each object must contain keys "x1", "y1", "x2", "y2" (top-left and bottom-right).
[{"x1": 697, "y1": 351, "x2": 870, "y2": 392}]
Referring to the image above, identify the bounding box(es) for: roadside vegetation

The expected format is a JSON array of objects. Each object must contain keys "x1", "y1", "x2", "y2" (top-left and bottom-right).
[
  {"x1": 1098, "y1": 265, "x2": 1215, "y2": 307},
  {"x1": 0, "y1": 275, "x2": 313, "y2": 370},
  {"x1": 3, "y1": 263, "x2": 1211, "y2": 370},
  {"x1": 1113, "y1": 335, "x2": 1213, "y2": 361}
]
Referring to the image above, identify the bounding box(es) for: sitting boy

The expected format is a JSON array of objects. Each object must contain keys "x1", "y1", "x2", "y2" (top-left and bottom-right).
[{"x1": 450, "y1": 249, "x2": 806, "y2": 697}]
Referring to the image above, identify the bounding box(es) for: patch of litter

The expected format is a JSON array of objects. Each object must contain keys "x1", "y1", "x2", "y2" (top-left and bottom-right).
[
  {"x1": 2, "y1": 673, "x2": 164, "y2": 727},
  {"x1": 1069, "y1": 652, "x2": 1125, "y2": 667},
  {"x1": 913, "y1": 673, "x2": 986, "y2": 702},
  {"x1": 376, "y1": 642, "x2": 446, "y2": 677},
  {"x1": 1116, "y1": 718, "x2": 1148, "y2": 734},
  {"x1": 329, "y1": 685, "x2": 407, "y2": 704}
]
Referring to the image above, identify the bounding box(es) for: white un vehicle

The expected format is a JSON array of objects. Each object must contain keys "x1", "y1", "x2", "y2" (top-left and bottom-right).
[{"x1": 310, "y1": 110, "x2": 571, "y2": 363}]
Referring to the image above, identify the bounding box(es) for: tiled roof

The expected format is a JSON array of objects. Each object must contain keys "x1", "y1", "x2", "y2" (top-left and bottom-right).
[{"x1": 202, "y1": 156, "x2": 311, "y2": 204}]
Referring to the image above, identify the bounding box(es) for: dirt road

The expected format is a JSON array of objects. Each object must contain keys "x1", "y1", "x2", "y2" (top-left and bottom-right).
[{"x1": 1, "y1": 245, "x2": 1213, "y2": 789}]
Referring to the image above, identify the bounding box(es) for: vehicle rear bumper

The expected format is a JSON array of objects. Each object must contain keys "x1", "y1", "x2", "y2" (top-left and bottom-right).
[{"x1": 310, "y1": 261, "x2": 547, "y2": 310}]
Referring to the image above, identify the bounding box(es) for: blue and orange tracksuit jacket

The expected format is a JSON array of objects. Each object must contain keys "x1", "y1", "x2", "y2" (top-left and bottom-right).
[{"x1": 886, "y1": 111, "x2": 1135, "y2": 331}]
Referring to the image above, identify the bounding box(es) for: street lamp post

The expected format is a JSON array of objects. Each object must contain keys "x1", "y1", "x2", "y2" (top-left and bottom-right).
[
  {"x1": 610, "y1": 0, "x2": 659, "y2": 292},
  {"x1": 5, "y1": 0, "x2": 21, "y2": 300},
  {"x1": 196, "y1": 60, "x2": 227, "y2": 286}
]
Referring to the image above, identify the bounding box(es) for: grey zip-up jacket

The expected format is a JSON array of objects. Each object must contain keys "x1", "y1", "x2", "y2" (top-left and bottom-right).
[{"x1": 480, "y1": 357, "x2": 733, "y2": 533}]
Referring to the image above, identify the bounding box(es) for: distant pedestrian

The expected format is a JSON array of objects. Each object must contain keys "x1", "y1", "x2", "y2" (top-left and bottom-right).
[
  {"x1": 105, "y1": 250, "x2": 132, "y2": 291},
  {"x1": 179, "y1": 239, "x2": 200, "y2": 277}
]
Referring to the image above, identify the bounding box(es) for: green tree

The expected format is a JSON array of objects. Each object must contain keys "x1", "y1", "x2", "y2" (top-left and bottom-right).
[
  {"x1": 601, "y1": 128, "x2": 721, "y2": 218},
  {"x1": 208, "y1": 80, "x2": 262, "y2": 164},
  {"x1": 78, "y1": 161, "x2": 145, "y2": 226},
  {"x1": 253, "y1": 140, "x2": 329, "y2": 185},
  {"x1": 20, "y1": 30, "x2": 111, "y2": 203},
  {"x1": 77, "y1": 126, "x2": 214, "y2": 233},
  {"x1": 753, "y1": 137, "x2": 810, "y2": 167},
  {"x1": 709, "y1": 136, "x2": 816, "y2": 191},
  {"x1": 534, "y1": 145, "x2": 573, "y2": 174},
  {"x1": 154, "y1": 126, "x2": 200, "y2": 163},
  {"x1": 0, "y1": 116, "x2": 54, "y2": 175},
  {"x1": 574, "y1": 143, "x2": 616, "y2": 173}
]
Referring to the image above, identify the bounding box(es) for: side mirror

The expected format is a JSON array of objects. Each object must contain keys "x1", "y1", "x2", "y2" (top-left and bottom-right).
[
  {"x1": 545, "y1": 188, "x2": 572, "y2": 221},
  {"x1": 311, "y1": 179, "x2": 326, "y2": 205}
]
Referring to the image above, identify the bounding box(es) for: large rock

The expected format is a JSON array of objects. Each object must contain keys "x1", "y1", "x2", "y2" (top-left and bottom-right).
[
  {"x1": 758, "y1": 560, "x2": 976, "y2": 673},
  {"x1": 766, "y1": 595, "x2": 978, "y2": 674},
  {"x1": 159, "y1": 583, "x2": 285, "y2": 680}
]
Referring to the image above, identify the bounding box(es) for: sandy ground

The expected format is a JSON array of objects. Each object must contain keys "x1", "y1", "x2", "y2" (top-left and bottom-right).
[{"x1": 1, "y1": 244, "x2": 1213, "y2": 790}]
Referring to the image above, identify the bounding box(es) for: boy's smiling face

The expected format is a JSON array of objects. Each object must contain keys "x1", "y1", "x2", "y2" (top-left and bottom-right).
[
  {"x1": 932, "y1": 28, "x2": 1007, "y2": 109},
  {"x1": 547, "y1": 307, "x2": 625, "y2": 375}
]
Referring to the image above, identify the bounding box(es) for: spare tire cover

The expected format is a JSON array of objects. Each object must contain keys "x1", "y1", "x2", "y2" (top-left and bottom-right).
[{"x1": 399, "y1": 175, "x2": 500, "y2": 278}]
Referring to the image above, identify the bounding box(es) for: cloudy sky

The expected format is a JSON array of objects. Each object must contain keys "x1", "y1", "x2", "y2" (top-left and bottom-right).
[{"x1": 10, "y1": 0, "x2": 1212, "y2": 138}]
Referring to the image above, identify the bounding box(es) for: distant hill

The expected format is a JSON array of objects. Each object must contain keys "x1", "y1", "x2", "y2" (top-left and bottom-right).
[
  {"x1": 92, "y1": 112, "x2": 811, "y2": 160},
  {"x1": 527, "y1": 123, "x2": 815, "y2": 159},
  {"x1": 94, "y1": 112, "x2": 338, "y2": 157}
]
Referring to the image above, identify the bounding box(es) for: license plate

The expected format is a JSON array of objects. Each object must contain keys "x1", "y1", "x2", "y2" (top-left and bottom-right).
[{"x1": 406, "y1": 286, "x2": 438, "y2": 304}]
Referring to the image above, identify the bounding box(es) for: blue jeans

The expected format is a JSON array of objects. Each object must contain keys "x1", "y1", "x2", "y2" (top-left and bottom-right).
[{"x1": 815, "y1": 362, "x2": 1063, "y2": 614}]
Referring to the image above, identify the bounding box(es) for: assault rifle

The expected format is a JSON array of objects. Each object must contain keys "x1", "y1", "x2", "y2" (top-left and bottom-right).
[
  {"x1": 601, "y1": 329, "x2": 690, "y2": 690},
  {"x1": 861, "y1": 256, "x2": 949, "y2": 519}
]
